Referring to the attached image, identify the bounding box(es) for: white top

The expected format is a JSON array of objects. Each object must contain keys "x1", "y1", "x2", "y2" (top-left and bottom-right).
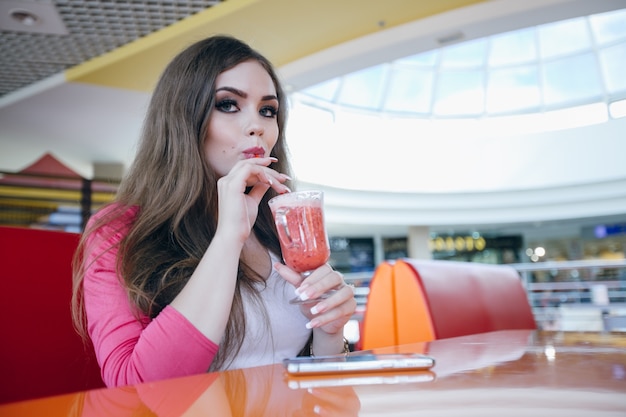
[{"x1": 224, "y1": 253, "x2": 311, "y2": 370}]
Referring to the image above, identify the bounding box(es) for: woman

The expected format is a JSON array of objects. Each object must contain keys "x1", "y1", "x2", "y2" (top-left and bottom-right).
[{"x1": 71, "y1": 35, "x2": 356, "y2": 387}]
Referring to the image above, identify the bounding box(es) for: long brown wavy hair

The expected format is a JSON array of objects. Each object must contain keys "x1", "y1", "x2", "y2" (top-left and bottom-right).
[{"x1": 71, "y1": 35, "x2": 292, "y2": 370}]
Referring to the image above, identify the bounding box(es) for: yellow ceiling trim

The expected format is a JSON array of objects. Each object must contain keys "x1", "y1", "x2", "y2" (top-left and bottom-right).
[{"x1": 65, "y1": 0, "x2": 485, "y2": 92}]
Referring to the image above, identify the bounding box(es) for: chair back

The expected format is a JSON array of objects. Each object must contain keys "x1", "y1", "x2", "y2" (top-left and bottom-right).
[
  {"x1": 361, "y1": 258, "x2": 536, "y2": 350},
  {"x1": 0, "y1": 226, "x2": 104, "y2": 404}
]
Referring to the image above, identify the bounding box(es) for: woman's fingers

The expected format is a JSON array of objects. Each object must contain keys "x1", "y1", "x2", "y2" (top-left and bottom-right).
[
  {"x1": 246, "y1": 181, "x2": 271, "y2": 204},
  {"x1": 309, "y1": 283, "x2": 355, "y2": 315},
  {"x1": 274, "y1": 263, "x2": 356, "y2": 328},
  {"x1": 240, "y1": 156, "x2": 291, "y2": 195},
  {"x1": 220, "y1": 156, "x2": 289, "y2": 194},
  {"x1": 305, "y1": 285, "x2": 356, "y2": 331},
  {"x1": 291, "y1": 267, "x2": 356, "y2": 331},
  {"x1": 293, "y1": 265, "x2": 345, "y2": 302},
  {"x1": 216, "y1": 157, "x2": 290, "y2": 238},
  {"x1": 274, "y1": 262, "x2": 303, "y2": 288}
]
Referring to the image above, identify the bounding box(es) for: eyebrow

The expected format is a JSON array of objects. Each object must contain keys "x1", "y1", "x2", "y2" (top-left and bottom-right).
[{"x1": 216, "y1": 86, "x2": 278, "y2": 102}]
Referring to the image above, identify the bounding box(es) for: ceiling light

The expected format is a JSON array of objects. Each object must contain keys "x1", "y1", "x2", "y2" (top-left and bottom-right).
[
  {"x1": 10, "y1": 9, "x2": 39, "y2": 26},
  {"x1": 0, "y1": 0, "x2": 68, "y2": 35}
]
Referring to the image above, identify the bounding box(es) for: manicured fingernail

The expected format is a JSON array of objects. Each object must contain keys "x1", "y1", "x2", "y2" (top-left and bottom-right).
[
  {"x1": 282, "y1": 185, "x2": 291, "y2": 194},
  {"x1": 310, "y1": 302, "x2": 326, "y2": 315},
  {"x1": 269, "y1": 157, "x2": 278, "y2": 162},
  {"x1": 295, "y1": 283, "x2": 308, "y2": 297},
  {"x1": 306, "y1": 319, "x2": 320, "y2": 329},
  {"x1": 299, "y1": 291, "x2": 309, "y2": 302}
]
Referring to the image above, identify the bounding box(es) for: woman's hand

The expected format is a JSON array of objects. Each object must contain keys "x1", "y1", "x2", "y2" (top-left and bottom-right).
[
  {"x1": 276, "y1": 263, "x2": 357, "y2": 335},
  {"x1": 215, "y1": 156, "x2": 289, "y2": 243},
  {"x1": 171, "y1": 156, "x2": 289, "y2": 342}
]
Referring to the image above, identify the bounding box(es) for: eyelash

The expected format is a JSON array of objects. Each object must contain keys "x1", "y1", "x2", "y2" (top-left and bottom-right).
[
  {"x1": 261, "y1": 105, "x2": 278, "y2": 118},
  {"x1": 215, "y1": 99, "x2": 278, "y2": 118},
  {"x1": 215, "y1": 99, "x2": 238, "y2": 113}
]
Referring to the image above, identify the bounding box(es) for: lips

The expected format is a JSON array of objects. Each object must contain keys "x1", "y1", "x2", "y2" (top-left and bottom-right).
[{"x1": 243, "y1": 147, "x2": 265, "y2": 159}]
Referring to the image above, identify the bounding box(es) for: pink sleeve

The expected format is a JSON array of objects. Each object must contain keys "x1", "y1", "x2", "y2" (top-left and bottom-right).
[{"x1": 83, "y1": 209, "x2": 219, "y2": 387}]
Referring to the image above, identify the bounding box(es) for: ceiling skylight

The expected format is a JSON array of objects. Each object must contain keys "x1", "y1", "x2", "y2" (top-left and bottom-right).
[{"x1": 298, "y1": 8, "x2": 626, "y2": 119}]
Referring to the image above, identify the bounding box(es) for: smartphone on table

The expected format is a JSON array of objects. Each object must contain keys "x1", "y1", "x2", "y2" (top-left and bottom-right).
[{"x1": 283, "y1": 352, "x2": 435, "y2": 376}]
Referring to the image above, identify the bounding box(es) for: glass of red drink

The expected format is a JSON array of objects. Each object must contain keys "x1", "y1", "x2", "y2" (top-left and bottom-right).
[{"x1": 268, "y1": 190, "x2": 333, "y2": 304}]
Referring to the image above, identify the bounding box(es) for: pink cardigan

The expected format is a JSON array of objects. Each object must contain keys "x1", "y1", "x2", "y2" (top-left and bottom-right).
[{"x1": 83, "y1": 206, "x2": 219, "y2": 387}]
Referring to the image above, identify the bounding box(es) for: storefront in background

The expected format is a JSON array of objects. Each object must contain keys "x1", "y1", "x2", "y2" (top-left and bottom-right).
[
  {"x1": 330, "y1": 221, "x2": 626, "y2": 272},
  {"x1": 382, "y1": 234, "x2": 523, "y2": 265},
  {"x1": 328, "y1": 237, "x2": 375, "y2": 274}
]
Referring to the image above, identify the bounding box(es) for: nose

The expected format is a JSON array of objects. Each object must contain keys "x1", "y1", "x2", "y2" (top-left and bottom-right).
[{"x1": 247, "y1": 119, "x2": 264, "y2": 137}]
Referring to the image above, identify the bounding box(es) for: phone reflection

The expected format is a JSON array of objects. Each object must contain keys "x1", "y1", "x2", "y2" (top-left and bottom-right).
[
  {"x1": 221, "y1": 365, "x2": 361, "y2": 417},
  {"x1": 285, "y1": 370, "x2": 436, "y2": 390},
  {"x1": 73, "y1": 364, "x2": 362, "y2": 417}
]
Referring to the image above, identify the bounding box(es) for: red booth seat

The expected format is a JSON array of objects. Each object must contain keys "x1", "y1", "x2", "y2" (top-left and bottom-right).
[
  {"x1": 0, "y1": 226, "x2": 104, "y2": 404},
  {"x1": 361, "y1": 259, "x2": 536, "y2": 350}
]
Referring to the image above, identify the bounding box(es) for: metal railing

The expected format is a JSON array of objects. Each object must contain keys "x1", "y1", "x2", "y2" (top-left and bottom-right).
[
  {"x1": 510, "y1": 259, "x2": 626, "y2": 331},
  {"x1": 343, "y1": 259, "x2": 626, "y2": 332}
]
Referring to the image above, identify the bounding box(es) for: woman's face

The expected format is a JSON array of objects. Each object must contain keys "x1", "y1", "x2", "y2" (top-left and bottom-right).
[{"x1": 205, "y1": 59, "x2": 280, "y2": 177}]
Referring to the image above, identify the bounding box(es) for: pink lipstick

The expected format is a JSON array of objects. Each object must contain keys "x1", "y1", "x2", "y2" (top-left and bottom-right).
[{"x1": 243, "y1": 147, "x2": 265, "y2": 159}]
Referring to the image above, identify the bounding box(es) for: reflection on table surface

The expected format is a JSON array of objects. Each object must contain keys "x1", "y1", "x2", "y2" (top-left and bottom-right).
[{"x1": 1, "y1": 330, "x2": 625, "y2": 416}]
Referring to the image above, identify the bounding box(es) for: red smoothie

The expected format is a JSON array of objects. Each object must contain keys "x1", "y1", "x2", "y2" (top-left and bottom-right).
[{"x1": 274, "y1": 205, "x2": 330, "y2": 273}]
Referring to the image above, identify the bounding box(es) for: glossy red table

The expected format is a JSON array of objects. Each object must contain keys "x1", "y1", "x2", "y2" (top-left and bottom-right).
[{"x1": 2, "y1": 330, "x2": 625, "y2": 416}]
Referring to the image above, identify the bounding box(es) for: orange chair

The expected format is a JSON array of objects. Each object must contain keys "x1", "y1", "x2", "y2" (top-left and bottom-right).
[
  {"x1": 358, "y1": 261, "x2": 395, "y2": 349},
  {"x1": 0, "y1": 226, "x2": 104, "y2": 404},
  {"x1": 361, "y1": 259, "x2": 536, "y2": 350}
]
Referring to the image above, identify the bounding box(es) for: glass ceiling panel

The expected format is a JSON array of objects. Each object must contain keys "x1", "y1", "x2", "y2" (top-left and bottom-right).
[
  {"x1": 440, "y1": 38, "x2": 487, "y2": 69},
  {"x1": 298, "y1": 7, "x2": 626, "y2": 120},
  {"x1": 488, "y1": 28, "x2": 536, "y2": 66},
  {"x1": 434, "y1": 70, "x2": 484, "y2": 116},
  {"x1": 383, "y1": 66, "x2": 433, "y2": 113},
  {"x1": 335, "y1": 66, "x2": 386, "y2": 109},
  {"x1": 589, "y1": 9, "x2": 626, "y2": 45},
  {"x1": 486, "y1": 65, "x2": 540, "y2": 114},
  {"x1": 538, "y1": 18, "x2": 591, "y2": 59},
  {"x1": 302, "y1": 78, "x2": 340, "y2": 102},
  {"x1": 542, "y1": 52, "x2": 603, "y2": 107},
  {"x1": 599, "y1": 43, "x2": 626, "y2": 93}
]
